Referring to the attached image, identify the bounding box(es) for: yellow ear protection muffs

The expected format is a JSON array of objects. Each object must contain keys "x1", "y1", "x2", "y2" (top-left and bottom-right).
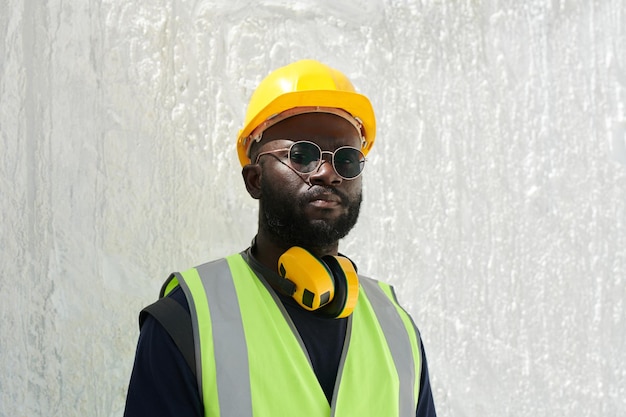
[
  {"x1": 278, "y1": 247, "x2": 359, "y2": 318},
  {"x1": 246, "y1": 246, "x2": 359, "y2": 318}
]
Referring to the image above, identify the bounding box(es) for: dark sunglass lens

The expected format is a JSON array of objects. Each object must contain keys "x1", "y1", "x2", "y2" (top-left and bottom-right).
[
  {"x1": 334, "y1": 148, "x2": 365, "y2": 178},
  {"x1": 289, "y1": 142, "x2": 321, "y2": 173}
]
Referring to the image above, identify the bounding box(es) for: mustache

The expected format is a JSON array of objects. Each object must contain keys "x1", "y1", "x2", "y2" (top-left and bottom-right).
[{"x1": 302, "y1": 185, "x2": 348, "y2": 204}]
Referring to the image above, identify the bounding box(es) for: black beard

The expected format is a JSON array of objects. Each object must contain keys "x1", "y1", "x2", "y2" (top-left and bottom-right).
[{"x1": 259, "y1": 178, "x2": 362, "y2": 250}]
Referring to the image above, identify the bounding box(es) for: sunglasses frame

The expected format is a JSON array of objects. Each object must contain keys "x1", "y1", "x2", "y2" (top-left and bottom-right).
[{"x1": 255, "y1": 140, "x2": 366, "y2": 180}]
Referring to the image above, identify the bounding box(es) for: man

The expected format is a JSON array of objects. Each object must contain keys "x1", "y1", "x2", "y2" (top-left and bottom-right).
[{"x1": 124, "y1": 60, "x2": 437, "y2": 417}]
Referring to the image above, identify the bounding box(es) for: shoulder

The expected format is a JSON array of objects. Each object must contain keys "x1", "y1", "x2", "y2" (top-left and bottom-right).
[
  {"x1": 168, "y1": 284, "x2": 190, "y2": 310},
  {"x1": 125, "y1": 285, "x2": 201, "y2": 416}
]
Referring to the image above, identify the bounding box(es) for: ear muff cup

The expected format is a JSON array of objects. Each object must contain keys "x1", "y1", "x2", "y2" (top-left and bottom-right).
[
  {"x1": 278, "y1": 247, "x2": 336, "y2": 311},
  {"x1": 318, "y1": 255, "x2": 360, "y2": 319},
  {"x1": 277, "y1": 247, "x2": 360, "y2": 318}
]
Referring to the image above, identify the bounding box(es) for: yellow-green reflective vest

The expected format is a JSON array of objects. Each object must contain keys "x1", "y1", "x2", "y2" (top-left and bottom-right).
[{"x1": 162, "y1": 253, "x2": 422, "y2": 417}]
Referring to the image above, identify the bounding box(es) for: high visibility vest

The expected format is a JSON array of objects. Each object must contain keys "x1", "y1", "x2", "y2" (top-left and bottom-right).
[{"x1": 161, "y1": 253, "x2": 422, "y2": 417}]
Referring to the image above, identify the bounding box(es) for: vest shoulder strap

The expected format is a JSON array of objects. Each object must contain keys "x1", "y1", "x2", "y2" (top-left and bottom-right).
[{"x1": 140, "y1": 297, "x2": 197, "y2": 378}]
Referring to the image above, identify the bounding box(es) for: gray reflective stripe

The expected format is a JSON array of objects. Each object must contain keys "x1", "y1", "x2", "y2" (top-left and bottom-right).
[
  {"x1": 360, "y1": 278, "x2": 416, "y2": 417},
  {"x1": 195, "y1": 259, "x2": 253, "y2": 417}
]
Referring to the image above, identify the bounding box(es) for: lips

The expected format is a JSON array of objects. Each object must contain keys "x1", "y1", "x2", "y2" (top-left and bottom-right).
[{"x1": 307, "y1": 192, "x2": 342, "y2": 209}]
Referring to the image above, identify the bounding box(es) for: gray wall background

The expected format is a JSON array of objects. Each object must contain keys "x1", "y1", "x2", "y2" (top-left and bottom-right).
[{"x1": 2, "y1": 1, "x2": 625, "y2": 416}]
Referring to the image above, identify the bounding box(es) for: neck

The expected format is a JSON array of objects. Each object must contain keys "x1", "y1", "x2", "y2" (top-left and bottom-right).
[{"x1": 252, "y1": 232, "x2": 339, "y2": 273}]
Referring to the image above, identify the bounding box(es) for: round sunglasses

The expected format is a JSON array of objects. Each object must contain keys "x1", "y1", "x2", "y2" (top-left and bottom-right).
[{"x1": 255, "y1": 140, "x2": 366, "y2": 180}]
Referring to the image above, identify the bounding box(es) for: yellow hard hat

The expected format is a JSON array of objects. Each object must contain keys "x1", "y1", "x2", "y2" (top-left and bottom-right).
[{"x1": 236, "y1": 59, "x2": 376, "y2": 166}]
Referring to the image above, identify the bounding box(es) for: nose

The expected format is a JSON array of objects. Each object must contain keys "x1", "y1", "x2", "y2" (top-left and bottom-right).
[{"x1": 308, "y1": 158, "x2": 342, "y2": 186}]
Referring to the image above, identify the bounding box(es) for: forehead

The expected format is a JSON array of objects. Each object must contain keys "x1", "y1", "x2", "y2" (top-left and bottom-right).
[{"x1": 258, "y1": 112, "x2": 362, "y2": 149}]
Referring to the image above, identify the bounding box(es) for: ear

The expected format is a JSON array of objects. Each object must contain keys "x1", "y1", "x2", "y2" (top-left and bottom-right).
[{"x1": 242, "y1": 164, "x2": 262, "y2": 199}]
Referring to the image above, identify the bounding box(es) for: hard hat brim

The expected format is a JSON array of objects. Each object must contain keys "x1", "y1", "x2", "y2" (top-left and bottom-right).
[{"x1": 237, "y1": 90, "x2": 376, "y2": 166}]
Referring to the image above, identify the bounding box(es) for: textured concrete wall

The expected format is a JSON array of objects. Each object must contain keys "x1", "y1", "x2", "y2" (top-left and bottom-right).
[{"x1": 1, "y1": 1, "x2": 625, "y2": 416}]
